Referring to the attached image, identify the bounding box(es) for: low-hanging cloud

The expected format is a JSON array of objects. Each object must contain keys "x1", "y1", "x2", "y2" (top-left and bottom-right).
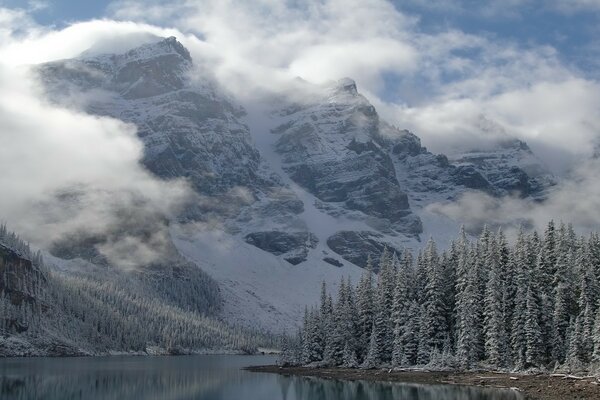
[
  {"x1": 0, "y1": 59, "x2": 192, "y2": 269},
  {"x1": 428, "y1": 158, "x2": 600, "y2": 236}
]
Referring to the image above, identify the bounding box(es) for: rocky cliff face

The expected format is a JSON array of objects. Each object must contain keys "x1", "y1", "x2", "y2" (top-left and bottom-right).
[{"x1": 271, "y1": 79, "x2": 421, "y2": 238}]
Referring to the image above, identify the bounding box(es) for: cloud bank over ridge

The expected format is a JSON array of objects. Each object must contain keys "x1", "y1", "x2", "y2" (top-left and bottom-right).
[{"x1": 1, "y1": 0, "x2": 600, "y2": 244}]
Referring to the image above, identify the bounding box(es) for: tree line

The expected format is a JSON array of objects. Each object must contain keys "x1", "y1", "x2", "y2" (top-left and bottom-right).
[{"x1": 283, "y1": 221, "x2": 600, "y2": 372}]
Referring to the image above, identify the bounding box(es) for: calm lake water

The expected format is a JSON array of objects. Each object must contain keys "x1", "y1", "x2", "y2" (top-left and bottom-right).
[{"x1": 0, "y1": 355, "x2": 523, "y2": 400}]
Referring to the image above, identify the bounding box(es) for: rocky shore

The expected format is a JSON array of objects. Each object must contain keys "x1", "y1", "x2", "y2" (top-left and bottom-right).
[{"x1": 246, "y1": 365, "x2": 600, "y2": 400}]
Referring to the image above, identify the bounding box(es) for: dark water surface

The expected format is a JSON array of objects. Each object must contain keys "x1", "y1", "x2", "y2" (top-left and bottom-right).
[{"x1": 0, "y1": 355, "x2": 523, "y2": 400}]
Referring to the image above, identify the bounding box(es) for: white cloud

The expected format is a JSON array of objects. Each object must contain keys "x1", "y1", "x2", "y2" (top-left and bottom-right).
[
  {"x1": 107, "y1": 0, "x2": 419, "y2": 96},
  {"x1": 0, "y1": 18, "x2": 183, "y2": 65},
  {"x1": 1, "y1": 0, "x2": 600, "y2": 245},
  {"x1": 428, "y1": 158, "x2": 600, "y2": 235},
  {"x1": 0, "y1": 13, "x2": 194, "y2": 268}
]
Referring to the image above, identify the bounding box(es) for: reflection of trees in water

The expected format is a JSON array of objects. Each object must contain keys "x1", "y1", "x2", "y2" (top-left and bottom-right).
[
  {"x1": 0, "y1": 362, "x2": 246, "y2": 400},
  {"x1": 1, "y1": 371, "x2": 220, "y2": 400},
  {"x1": 277, "y1": 374, "x2": 291, "y2": 400},
  {"x1": 0, "y1": 357, "x2": 522, "y2": 400},
  {"x1": 280, "y1": 377, "x2": 523, "y2": 400}
]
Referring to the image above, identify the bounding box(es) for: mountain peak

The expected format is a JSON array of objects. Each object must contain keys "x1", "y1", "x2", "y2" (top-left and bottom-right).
[
  {"x1": 160, "y1": 36, "x2": 192, "y2": 62},
  {"x1": 119, "y1": 36, "x2": 192, "y2": 63},
  {"x1": 335, "y1": 77, "x2": 358, "y2": 95}
]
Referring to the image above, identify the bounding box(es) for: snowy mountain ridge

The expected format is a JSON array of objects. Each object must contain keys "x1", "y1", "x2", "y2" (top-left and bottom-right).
[{"x1": 31, "y1": 37, "x2": 556, "y2": 333}]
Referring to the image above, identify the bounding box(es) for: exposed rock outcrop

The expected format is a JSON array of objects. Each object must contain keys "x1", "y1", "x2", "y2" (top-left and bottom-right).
[
  {"x1": 244, "y1": 231, "x2": 318, "y2": 265},
  {"x1": 326, "y1": 231, "x2": 401, "y2": 271}
]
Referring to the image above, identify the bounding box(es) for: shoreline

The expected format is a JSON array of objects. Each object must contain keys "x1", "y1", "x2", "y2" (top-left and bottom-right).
[
  {"x1": 246, "y1": 365, "x2": 600, "y2": 400},
  {"x1": 0, "y1": 351, "x2": 274, "y2": 359}
]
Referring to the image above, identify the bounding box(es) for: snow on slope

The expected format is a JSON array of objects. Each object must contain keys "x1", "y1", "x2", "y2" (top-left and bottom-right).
[{"x1": 171, "y1": 225, "x2": 365, "y2": 333}]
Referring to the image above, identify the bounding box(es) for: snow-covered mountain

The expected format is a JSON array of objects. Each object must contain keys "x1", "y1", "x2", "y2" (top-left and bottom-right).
[{"x1": 32, "y1": 37, "x2": 555, "y2": 332}]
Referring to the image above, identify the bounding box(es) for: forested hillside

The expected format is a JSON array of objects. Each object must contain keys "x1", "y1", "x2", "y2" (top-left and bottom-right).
[
  {"x1": 285, "y1": 221, "x2": 600, "y2": 372},
  {"x1": 0, "y1": 224, "x2": 275, "y2": 356}
]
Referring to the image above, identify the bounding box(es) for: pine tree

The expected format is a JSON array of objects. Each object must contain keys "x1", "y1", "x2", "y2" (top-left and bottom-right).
[
  {"x1": 356, "y1": 257, "x2": 375, "y2": 361},
  {"x1": 402, "y1": 300, "x2": 420, "y2": 366},
  {"x1": 577, "y1": 240, "x2": 599, "y2": 364},
  {"x1": 441, "y1": 248, "x2": 458, "y2": 351},
  {"x1": 361, "y1": 322, "x2": 380, "y2": 369},
  {"x1": 524, "y1": 283, "x2": 544, "y2": 368},
  {"x1": 456, "y1": 246, "x2": 482, "y2": 369},
  {"x1": 391, "y1": 251, "x2": 413, "y2": 368},
  {"x1": 419, "y1": 239, "x2": 447, "y2": 363},
  {"x1": 375, "y1": 248, "x2": 396, "y2": 361},
  {"x1": 566, "y1": 316, "x2": 584, "y2": 371},
  {"x1": 592, "y1": 307, "x2": 600, "y2": 363},
  {"x1": 342, "y1": 341, "x2": 359, "y2": 368},
  {"x1": 552, "y1": 251, "x2": 574, "y2": 364},
  {"x1": 511, "y1": 228, "x2": 532, "y2": 369},
  {"x1": 484, "y1": 234, "x2": 507, "y2": 368},
  {"x1": 497, "y1": 229, "x2": 514, "y2": 366}
]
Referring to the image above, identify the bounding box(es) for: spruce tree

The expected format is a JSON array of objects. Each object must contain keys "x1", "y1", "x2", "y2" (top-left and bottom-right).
[
  {"x1": 484, "y1": 234, "x2": 507, "y2": 368},
  {"x1": 375, "y1": 248, "x2": 396, "y2": 361},
  {"x1": 552, "y1": 251, "x2": 573, "y2": 364},
  {"x1": 356, "y1": 257, "x2": 375, "y2": 361},
  {"x1": 592, "y1": 307, "x2": 600, "y2": 363},
  {"x1": 402, "y1": 300, "x2": 420, "y2": 366},
  {"x1": 420, "y1": 239, "x2": 447, "y2": 361},
  {"x1": 361, "y1": 321, "x2": 380, "y2": 369},
  {"x1": 511, "y1": 228, "x2": 531, "y2": 369},
  {"x1": 391, "y1": 251, "x2": 413, "y2": 367},
  {"x1": 456, "y1": 246, "x2": 482, "y2": 369}
]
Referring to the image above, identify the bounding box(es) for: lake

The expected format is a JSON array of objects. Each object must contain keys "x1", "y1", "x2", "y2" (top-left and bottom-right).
[{"x1": 0, "y1": 355, "x2": 523, "y2": 399}]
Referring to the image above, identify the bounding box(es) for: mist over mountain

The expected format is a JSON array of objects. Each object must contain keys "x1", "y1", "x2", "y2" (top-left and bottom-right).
[{"x1": 0, "y1": 36, "x2": 559, "y2": 335}]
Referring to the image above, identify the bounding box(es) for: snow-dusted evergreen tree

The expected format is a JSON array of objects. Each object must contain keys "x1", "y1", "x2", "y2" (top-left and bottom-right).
[
  {"x1": 402, "y1": 300, "x2": 420, "y2": 365},
  {"x1": 294, "y1": 221, "x2": 600, "y2": 372},
  {"x1": 524, "y1": 282, "x2": 544, "y2": 367},
  {"x1": 375, "y1": 248, "x2": 396, "y2": 362},
  {"x1": 361, "y1": 321, "x2": 380, "y2": 369},
  {"x1": 342, "y1": 341, "x2": 359, "y2": 368},
  {"x1": 356, "y1": 256, "x2": 375, "y2": 361},
  {"x1": 497, "y1": 230, "x2": 513, "y2": 361},
  {"x1": 301, "y1": 307, "x2": 323, "y2": 363},
  {"x1": 418, "y1": 239, "x2": 447, "y2": 364},
  {"x1": 511, "y1": 228, "x2": 532, "y2": 369},
  {"x1": 577, "y1": 240, "x2": 599, "y2": 364},
  {"x1": 325, "y1": 279, "x2": 349, "y2": 365},
  {"x1": 391, "y1": 251, "x2": 413, "y2": 367},
  {"x1": 552, "y1": 250, "x2": 574, "y2": 364},
  {"x1": 592, "y1": 307, "x2": 600, "y2": 364},
  {"x1": 318, "y1": 281, "x2": 333, "y2": 361},
  {"x1": 588, "y1": 232, "x2": 600, "y2": 286},
  {"x1": 456, "y1": 246, "x2": 482, "y2": 369},
  {"x1": 484, "y1": 233, "x2": 508, "y2": 368},
  {"x1": 565, "y1": 316, "x2": 584, "y2": 371},
  {"x1": 440, "y1": 246, "x2": 458, "y2": 351}
]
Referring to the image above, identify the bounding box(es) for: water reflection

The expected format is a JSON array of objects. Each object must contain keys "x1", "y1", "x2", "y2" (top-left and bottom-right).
[
  {"x1": 0, "y1": 355, "x2": 522, "y2": 400},
  {"x1": 282, "y1": 376, "x2": 521, "y2": 400}
]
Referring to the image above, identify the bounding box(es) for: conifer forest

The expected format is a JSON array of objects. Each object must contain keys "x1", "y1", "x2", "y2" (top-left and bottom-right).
[{"x1": 284, "y1": 221, "x2": 600, "y2": 373}]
